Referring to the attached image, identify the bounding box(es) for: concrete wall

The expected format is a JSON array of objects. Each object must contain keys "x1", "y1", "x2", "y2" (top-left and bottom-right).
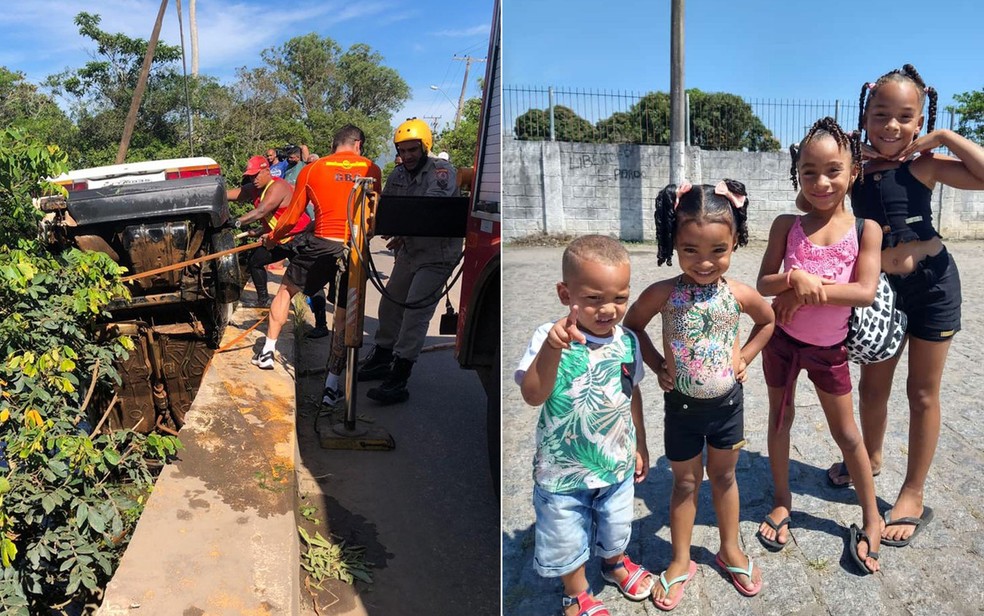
[{"x1": 502, "y1": 136, "x2": 984, "y2": 242}]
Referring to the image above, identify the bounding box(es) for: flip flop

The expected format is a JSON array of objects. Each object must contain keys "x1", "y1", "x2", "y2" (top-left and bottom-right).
[
  {"x1": 827, "y1": 461, "x2": 881, "y2": 488},
  {"x1": 714, "y1": 553, "x2": 762, "y2": 597},
  {"x1": 652, "y1": 560, "x2": 697, "y2": 611},
  {"x1": 848, "y1": 524, "x2": 880, "y2": 575},
  {"x1": 881, "y1": 505, "x2": 934, "y2": 548},
  {"x1": 756, "y1": 515, "x2": 791, "y2": 551},
  {"x1": 600, "y1": 555, "x2": 653, "y2": 601}
]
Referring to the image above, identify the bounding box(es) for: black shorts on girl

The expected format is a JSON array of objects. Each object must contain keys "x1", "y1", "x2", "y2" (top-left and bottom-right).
[
  {"x1": 888, "y1": 246, "x2": 960, "y2": 342},
  {"x1": 663, "y1": 383, "x2": 745, "y2": 462}
]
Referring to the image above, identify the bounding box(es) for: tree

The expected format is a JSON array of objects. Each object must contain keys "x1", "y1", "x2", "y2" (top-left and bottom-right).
[
  {"x1": 0, "y1": 127, "x2": 69, "y2": 246},
  {"x1": 433, "y1": 97, "x2": 482, "y2": 167},
  {"x1": 260, "y1": 34, "x2": 409, "y2": 156},
  {"x1": 688, "y1": 89, "x2": 780, "y2": 152},
  {"x1": 44, "y1": 12, "x2": 188, "y2": 167},
  {"x1": 949, "y1": 89, "x2": 984, "y2": 145},
  {"x1": 513, "y1": 90, "x2": 780, "y2": 151},
  {"x1": 596, "y1": 92, "x2": 670, "y2": 144},
  {"x1": 34, "y1": 15, "x2": 412, "y2": 178},
  {"x1": 0, "y1": 68, "x2": 75, "y2": 155},
  {"x1": 514, "y1": 105, "x2": 596, "y2": 142},
  {"x1": 0, "y1": 128, "x2": 181, "y2": 611}
]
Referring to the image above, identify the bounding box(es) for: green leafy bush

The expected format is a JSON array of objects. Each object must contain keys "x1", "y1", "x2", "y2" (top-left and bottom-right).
[{"x1": 0, "y1": 132, "x2": 181, "y2": 612}]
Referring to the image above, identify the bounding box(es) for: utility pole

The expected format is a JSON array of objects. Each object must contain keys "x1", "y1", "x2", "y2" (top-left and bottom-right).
[
  {"x1": 422, "y1": 116, "x2": 442, "y2": 132},
  {"x1": 669, "y1": 0, "x2": 686, "y2": 185},
  {"x1": 452, "y1": 55, "x2": 486, "y2": 130},
  {"x1": 117, "y1": 0, "x2": 169, "y2": 164},
  {"x1": 190, "y1": 0, "x2": 198, "y2": 75}
]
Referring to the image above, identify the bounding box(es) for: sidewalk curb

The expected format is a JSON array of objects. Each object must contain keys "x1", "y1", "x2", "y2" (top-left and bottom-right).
[{"x1": 99, "y1": 307, "x2": 300, "y2": 615}]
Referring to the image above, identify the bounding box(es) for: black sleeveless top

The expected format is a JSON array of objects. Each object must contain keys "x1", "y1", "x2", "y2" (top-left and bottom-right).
[{"x1": 850, "y1": 161, "x2": 940, "y2": 249}]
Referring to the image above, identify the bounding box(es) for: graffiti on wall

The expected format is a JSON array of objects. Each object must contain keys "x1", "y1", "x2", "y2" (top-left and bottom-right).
[{"x1": 564, "y1": 145, "x2": 646, "y2": 182}]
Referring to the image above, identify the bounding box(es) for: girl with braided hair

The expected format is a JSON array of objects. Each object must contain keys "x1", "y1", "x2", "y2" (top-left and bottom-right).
[
  {"x1": 756, "y1": 117, "x2": 885, "y2": 574},
  {"x1": 823, "y1": 65, "x2": 984, "y2": 549},
  {"x1": 624, "y1": 181, "x2": 774, "y2": 609}
]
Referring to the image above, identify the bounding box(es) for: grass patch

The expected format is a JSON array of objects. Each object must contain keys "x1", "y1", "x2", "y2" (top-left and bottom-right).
[{"x1": 299, "y1": 528, "x2": 373, "y2": 588}]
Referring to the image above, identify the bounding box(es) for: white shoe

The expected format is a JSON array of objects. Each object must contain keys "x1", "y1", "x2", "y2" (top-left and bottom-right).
[
  {"x1": 252, "y1": 350, "x2": 275, "y2": 370},
  {"x1": 322, "y1": 386, "x2": 344, "y2": 407}
]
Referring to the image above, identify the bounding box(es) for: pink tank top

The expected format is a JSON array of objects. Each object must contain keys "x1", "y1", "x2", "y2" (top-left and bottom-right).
[{"x1": 780, "y1": 217, "x2": 858, "y2": 346}]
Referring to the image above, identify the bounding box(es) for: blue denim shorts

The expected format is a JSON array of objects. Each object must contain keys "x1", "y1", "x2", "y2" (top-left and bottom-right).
[{"x1": 532, "y1": 475, "x2": 635, "y2": 578}]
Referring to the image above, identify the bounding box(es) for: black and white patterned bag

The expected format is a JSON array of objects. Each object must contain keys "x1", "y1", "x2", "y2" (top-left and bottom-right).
[{"x1": 845, "y1": 219, "x2": 907, "y2": 364}]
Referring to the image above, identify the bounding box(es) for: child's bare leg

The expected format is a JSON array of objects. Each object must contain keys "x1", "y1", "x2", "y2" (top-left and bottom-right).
[
  {"x1": 652, "y1": 455, "x2": 702, "y2": 606},
  {"x1": 817, "y1": 388, "x2": 880, "y2": 572},
  {"x1": 707, "y1": 446, "x2": 761, "y2": 591},
  {"x1": 758, "y1": 385, "x2": 793, "y2": 546},
  {"x1": 829, "y1": 352, "x2": 903, "y2": 485},
  {"x1": 561, "y1": 565, "x2": 590, "y2": 616},
  {"x1": 883, "y1": 337, "x2": 949, "y2": 543}
]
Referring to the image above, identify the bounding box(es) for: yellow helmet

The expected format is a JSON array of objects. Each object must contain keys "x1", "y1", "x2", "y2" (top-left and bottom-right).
[{"x1": 393, "y1": 118, "x2": 433, "y2": 153}]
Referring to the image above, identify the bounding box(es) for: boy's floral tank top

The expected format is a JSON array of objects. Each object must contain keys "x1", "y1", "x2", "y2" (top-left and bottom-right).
[{"x1": 661, "y1": 277, "x2": 740, "y2": 399}]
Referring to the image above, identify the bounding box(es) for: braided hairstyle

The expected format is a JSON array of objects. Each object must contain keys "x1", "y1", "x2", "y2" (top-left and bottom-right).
[
  {"x1": 654, "y1": 180, "x2": 749, "y2": 266},
  {"x1": 789, "y1": 116, "x2": 862, "y2": 191},
  {"x1": 857, "y1": 63, "x2": 937, "y2": 142}
]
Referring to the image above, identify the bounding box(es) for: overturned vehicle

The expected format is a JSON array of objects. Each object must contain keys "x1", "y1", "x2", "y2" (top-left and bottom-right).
[{"x1": 38, "y1": 157, "x2": 243, "y2": 433}]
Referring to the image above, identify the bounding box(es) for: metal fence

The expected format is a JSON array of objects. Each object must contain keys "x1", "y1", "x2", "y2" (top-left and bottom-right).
[{"x1": 504, "y1": 86, "x2": 959, "y2": 151}]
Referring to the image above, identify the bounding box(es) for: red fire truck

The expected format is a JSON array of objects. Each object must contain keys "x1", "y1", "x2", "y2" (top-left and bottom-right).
[{"x1": 455, "y1": 0, "x2": 501, "y2": 492}]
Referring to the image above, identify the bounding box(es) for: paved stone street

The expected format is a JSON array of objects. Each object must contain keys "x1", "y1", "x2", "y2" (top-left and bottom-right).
[{"x1": 502, "y1": 241, "x2": 984, "y2": 616}]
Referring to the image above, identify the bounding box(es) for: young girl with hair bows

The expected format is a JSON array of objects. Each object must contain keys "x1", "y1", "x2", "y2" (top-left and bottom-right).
[{"x1": 624, "y1": 180, "x2": 774, "y2": 610}]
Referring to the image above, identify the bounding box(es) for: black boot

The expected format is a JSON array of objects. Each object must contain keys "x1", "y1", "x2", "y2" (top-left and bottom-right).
[
  {"x1": 367, "y1": 358, "x2": 413, "y2": 405},
  {"x1": 357, "y1": 346, "x2": 394, "y2": 381}
]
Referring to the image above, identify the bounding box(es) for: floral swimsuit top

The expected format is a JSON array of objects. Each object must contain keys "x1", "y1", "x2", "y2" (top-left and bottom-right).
[{"x1": 661, "y1": 277, "x2": 740, "y2": 399}]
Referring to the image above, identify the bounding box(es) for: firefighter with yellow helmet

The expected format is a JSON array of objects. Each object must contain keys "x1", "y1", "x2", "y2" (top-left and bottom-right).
[{"x1": 358, "y1": 118, "x2": 461, "y2": 404}]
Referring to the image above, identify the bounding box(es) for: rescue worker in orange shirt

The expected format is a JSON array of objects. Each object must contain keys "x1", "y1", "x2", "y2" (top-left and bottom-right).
[{"x1": 254, "y1": 125, "x2": 382, "y2": 408}]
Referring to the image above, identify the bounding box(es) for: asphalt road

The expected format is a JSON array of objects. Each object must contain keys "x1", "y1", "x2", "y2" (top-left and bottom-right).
[{"x1": 280, "y1": 245, "x2": 501, "y2": 616}]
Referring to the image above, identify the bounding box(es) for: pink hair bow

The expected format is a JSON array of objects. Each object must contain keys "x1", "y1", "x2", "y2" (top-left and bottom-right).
[
  {"x1": 867, "y1": 82, "x2": 877, "y2": 89},
  {"x1": 714, "y1": 180, "x2": 746, "y2": 209},
  {"x1": 674, "y1": 181, "x2": 692, "y2": 209}
]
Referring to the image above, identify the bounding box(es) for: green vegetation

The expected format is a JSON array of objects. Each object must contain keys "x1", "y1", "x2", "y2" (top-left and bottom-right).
[
  {"x1": 0, "y1": 128, "x2": 181, "y2": 612},
  {"x1": 515, "y1": 89, "x2": 780, "y2": 151},
  {"x1": 31, "y1": 12, "x2": 411, "y2": 177},
  {"x1": 298, "y1": 527, "x2": 373, "y2": 588},
  {"x1": 949, "y1": 88, "x2": 984, "y2": 145},
  {"x1": 433, "y1": 96, "x2": 485, "y2": 168}
]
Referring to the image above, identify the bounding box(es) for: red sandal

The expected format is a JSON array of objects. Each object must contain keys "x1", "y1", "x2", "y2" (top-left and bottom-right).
[
  {"x1": 561, "y1": 590, "x2": 610, "y2": 616},
  {"x1": 600, "y1": 555, "x2": 653, "y2": 601}
]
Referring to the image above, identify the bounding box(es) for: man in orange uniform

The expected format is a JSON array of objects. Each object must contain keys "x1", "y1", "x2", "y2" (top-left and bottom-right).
[{"x1": 253, "y1": 125, "x2": 382, "y2": 407}]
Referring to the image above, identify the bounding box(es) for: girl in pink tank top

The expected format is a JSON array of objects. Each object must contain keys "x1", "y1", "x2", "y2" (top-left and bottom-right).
[{"x1": 755, "y1": 117, "x2": 884, "y2": 575}]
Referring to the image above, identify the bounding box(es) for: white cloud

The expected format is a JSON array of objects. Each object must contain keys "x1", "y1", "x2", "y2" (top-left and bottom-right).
[
  {"x1": 430, "y1": 24, "x2": 489, "y2": 38},
  {"x1": 1, "y1": 0, "x2": 399, "y2": 82}
]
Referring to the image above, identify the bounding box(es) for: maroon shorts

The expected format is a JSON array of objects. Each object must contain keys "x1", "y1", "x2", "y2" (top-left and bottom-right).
[{"x1": 762, "y1": 327, "x2": 852, "y2": 401}]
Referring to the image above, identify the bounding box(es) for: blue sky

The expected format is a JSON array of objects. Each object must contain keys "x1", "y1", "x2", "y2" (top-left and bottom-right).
[
  {"x1": 0, "y1": 0, "x2": 493, "y2": 136},
  {"x1": 503, "y1": 0, "x2": 983, "y2": 141}
]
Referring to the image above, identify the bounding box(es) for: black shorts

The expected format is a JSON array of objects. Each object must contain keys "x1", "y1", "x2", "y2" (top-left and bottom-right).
[
  {"x1": 663, "y1": 383, "x2": 745, "y2": 462},
  {"x1": 283, "y1": 233, "x2": 348, "y2": 308},
  {"x1": 888, "y1": 246, "x2": 961, "y2": 342}
]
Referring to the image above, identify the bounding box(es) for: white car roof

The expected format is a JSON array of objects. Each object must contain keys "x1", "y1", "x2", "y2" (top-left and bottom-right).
[{"x1": 51, "y1": 157, "x2": 221, "y2": 183}]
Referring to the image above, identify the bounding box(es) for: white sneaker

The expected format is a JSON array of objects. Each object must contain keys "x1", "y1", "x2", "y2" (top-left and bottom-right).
[
  {"x1": 322, "y1": 386, "x2": 344, "y2": 407},
  {"x1": 252, "y1": 350, "x2": 275, "y2": 370}
]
